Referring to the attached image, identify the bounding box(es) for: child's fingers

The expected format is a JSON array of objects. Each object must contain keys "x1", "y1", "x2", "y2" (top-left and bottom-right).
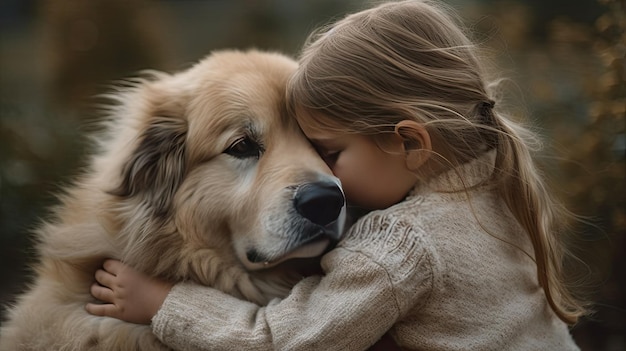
[
  {"x1": 95, "y1": 268, "x2": 115, "y2": 287},
  {"x1": 90, "y1": 282, "x2": 115, "y2": 303},
  {"x1": 85, "y1": 302, "x2": 119, "y2": 318},
  {"x1": 102, "y1": 259, "x2": 122, "y2": 274}
]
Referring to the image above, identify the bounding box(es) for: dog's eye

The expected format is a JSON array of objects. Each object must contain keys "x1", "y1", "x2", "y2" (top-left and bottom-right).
[{"x1": 225, "y1": 137, "x2": 262, "y2": 159}]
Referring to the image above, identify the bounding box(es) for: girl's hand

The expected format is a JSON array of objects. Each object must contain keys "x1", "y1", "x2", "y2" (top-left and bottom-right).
[{"x1": 85, "y1": 259, "x2": 173, "y2": 325}]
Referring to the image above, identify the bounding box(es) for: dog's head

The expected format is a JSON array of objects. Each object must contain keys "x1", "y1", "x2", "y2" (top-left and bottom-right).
[{"x1": 100, "y1": 50, "x2": 344, "y2": 294}]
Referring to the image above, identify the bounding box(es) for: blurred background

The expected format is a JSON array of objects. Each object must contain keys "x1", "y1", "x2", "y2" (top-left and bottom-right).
[{"x1": 0, "y1": 0, "x2": 623, "y2": 349}]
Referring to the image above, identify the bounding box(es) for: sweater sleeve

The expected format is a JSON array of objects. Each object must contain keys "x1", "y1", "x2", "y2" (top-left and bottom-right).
[{"x1": 151, "y1": 212, "x2": 434, "y2": 351}]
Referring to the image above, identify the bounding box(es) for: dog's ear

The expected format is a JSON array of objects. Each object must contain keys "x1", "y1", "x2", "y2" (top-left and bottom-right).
[{"x1": 110, "y1": 108, "x2": 188, "y2": 217}]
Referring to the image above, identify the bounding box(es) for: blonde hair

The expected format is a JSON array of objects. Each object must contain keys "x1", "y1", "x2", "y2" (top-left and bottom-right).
[{"x1": 287, "y1": 0, "x2": 587, "y2": 324}]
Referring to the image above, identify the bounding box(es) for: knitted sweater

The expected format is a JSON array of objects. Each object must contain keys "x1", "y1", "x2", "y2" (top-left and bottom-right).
[{"x1": 151, "y1": 151, "x2": 580, "y2": 350}]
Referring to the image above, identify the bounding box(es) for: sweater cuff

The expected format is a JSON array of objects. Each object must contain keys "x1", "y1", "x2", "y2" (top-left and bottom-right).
[
  {"x1": 151, "y1": 282, "x2": 238, "y2": 348},
  {"x1": 151, "y1": 282, "x2": 270, "y2": 350},
  {"x1": 151, "y1": 282, "x2": 194, "y2": 343}
]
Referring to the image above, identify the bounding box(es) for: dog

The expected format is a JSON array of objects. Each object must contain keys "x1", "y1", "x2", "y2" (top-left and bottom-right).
[{"x1": 0, "y1": 50, "x2": 346, "y2": 350}]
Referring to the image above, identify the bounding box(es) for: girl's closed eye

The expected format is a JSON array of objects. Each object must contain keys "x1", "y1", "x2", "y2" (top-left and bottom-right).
[
  {"x1": 321, "y1": 150, "x2": 340, "y2": 166},
  {"x1": 312, "y1": 143, "x2": 340, "y2": 166}
]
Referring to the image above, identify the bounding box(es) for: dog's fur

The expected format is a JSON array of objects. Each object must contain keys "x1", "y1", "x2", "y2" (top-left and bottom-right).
[{"x1": 0, "y1": 50, "x2": 345, "y2": 350}]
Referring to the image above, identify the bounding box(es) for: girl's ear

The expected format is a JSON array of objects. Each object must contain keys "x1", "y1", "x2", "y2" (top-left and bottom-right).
[{"x1": 394, "y1": 120, "x2": 431, "y2": 171}]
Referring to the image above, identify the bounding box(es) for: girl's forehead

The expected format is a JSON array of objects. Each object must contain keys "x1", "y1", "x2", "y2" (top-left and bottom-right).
[
  {"x1": 298, "y1": 121, "x2": 337, "y2": 140},
  {"x1": 294, "y1": 107, "x2": 325, "y2": 120},
  {"x1": 295, "y1": 109, "x2": 338, "y2": 132}
]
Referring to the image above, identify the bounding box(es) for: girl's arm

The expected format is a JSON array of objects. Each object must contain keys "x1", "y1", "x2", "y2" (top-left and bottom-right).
[
  {"x1": 88, "y1": 216, "x2": 432, "y2": 351},
  {"x1": 153, "y1": 249, "x2": 408, "y2": 351}
]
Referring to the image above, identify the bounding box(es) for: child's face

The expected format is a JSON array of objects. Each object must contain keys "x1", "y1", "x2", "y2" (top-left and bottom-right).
[{"x1": 298, "y1": 111, "x2": 418, "y2": 210}]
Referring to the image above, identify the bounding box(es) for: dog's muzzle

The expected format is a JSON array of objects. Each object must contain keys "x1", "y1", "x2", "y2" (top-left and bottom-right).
[{"x1": 245, "y1": 179, "x2": 347, "y2": 268}]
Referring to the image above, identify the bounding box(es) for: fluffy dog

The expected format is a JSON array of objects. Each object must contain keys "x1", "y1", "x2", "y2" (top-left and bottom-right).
[{"x1": 0, "y1": 50, "x2": 346, "y2": 350}]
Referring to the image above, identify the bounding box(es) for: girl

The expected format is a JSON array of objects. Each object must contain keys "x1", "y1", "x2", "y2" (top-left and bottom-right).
[{"x1": 86, "y1": 1, "x2": 587, "y2": 349}]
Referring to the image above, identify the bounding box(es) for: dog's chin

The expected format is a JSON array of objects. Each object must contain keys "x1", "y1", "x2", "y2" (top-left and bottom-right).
[
  {"x1": 240, "y1": 205, "x2": 347, "y2": 271},
  {"x1": 242, "y1": 238, "x2": 331, "y2": 271}
]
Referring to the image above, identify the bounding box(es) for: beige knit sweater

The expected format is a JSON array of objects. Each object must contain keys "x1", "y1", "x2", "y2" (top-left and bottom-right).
[{"x1": 151, "y1": 151, "x2": 580, "y2": 350}]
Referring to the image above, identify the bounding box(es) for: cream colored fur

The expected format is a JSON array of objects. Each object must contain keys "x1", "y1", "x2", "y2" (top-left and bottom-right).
[{"x1": 0, "y1": 50, "x2": 339, "y2": 350}]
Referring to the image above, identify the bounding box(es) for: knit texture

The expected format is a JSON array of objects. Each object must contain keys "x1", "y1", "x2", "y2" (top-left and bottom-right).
[{"x1": 151, "y1": 151, "x2": 580, "y2": 350}]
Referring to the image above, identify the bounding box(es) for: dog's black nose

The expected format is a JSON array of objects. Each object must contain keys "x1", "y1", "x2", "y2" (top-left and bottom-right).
[{"x1": 294, "y1": 181, "x2": 345, "y2": 226}]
